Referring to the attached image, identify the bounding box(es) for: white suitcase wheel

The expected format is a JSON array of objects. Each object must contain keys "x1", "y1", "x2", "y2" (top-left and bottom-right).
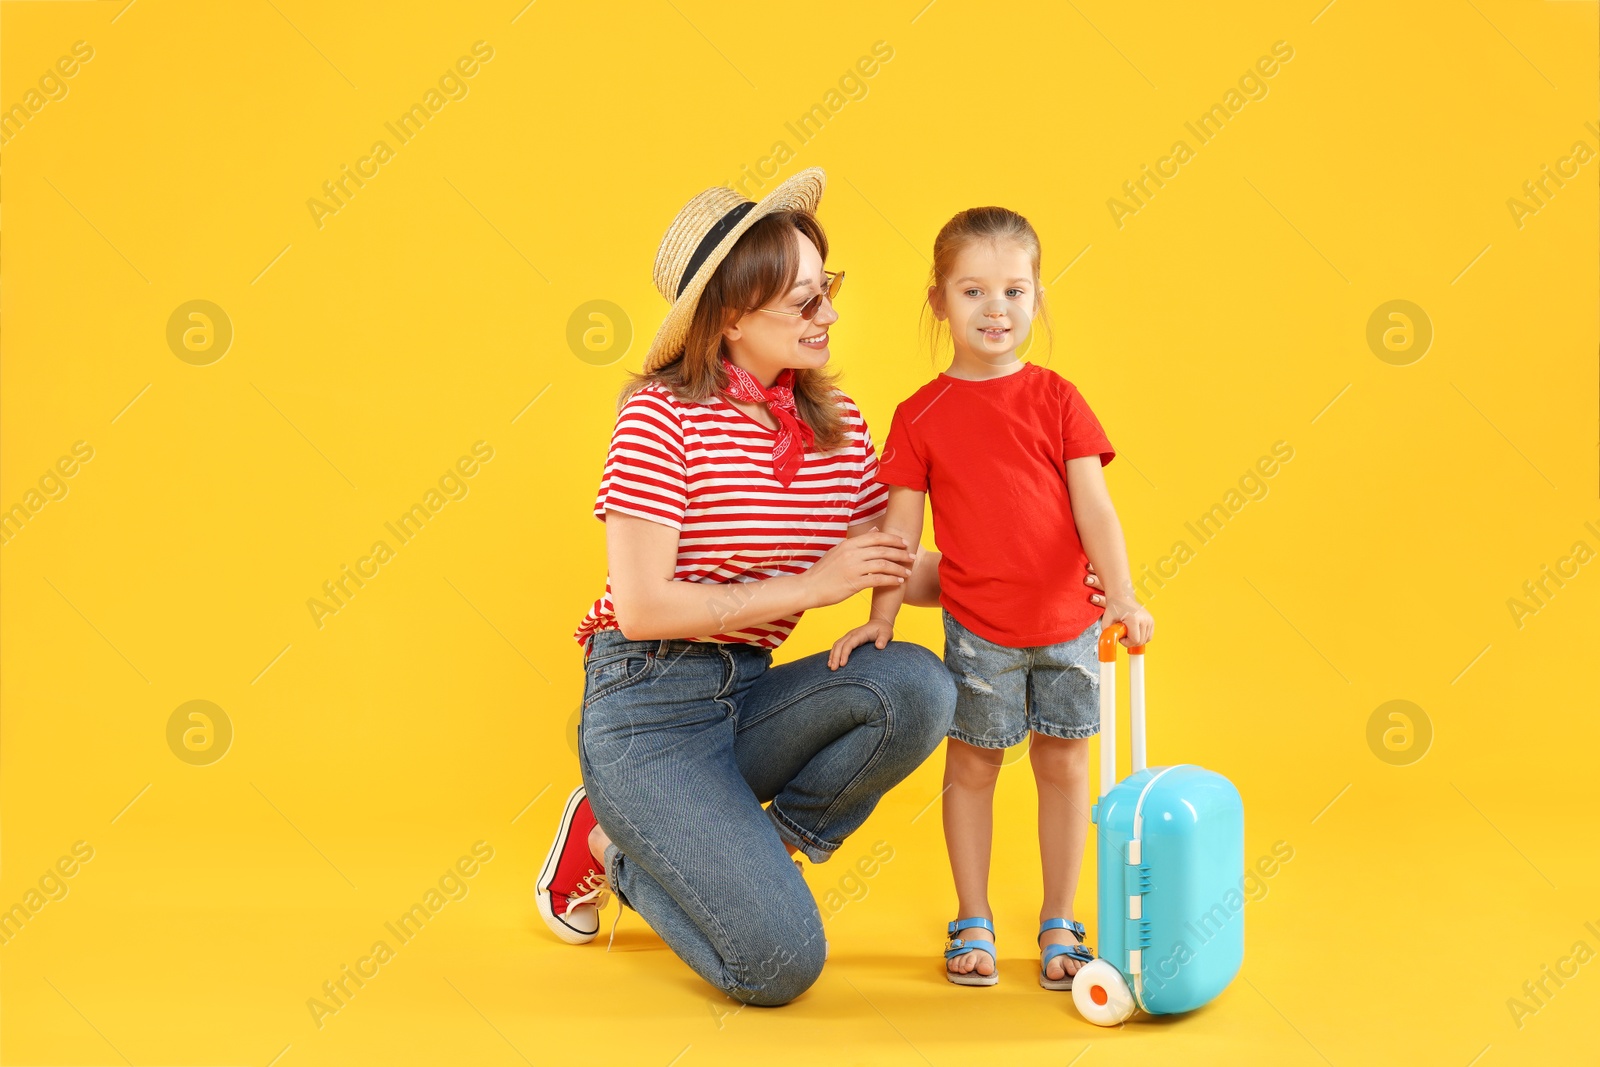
[{"x1": 1072, "y1": 959, "x2": 1135, "y2": 1026}]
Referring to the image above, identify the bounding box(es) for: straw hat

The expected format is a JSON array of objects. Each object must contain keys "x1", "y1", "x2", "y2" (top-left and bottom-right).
[{"x1": 641, "y1": 167, "x2": 826, "y2": 373}]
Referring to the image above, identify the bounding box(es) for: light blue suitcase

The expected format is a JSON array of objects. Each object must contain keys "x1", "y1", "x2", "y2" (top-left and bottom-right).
[{"x1": 1072, "y1": 623, "x2": 1244, "y2": 1025}]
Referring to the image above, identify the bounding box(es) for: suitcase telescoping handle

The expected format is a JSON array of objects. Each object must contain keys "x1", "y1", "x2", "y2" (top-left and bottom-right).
[{"x1": 1096, "y1": 622, "x2": 1147, "y2": 802}]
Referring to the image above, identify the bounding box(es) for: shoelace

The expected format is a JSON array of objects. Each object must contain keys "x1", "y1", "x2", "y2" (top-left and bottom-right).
[
  {"x1": 606, "y1": 901, "x2": 624, "y2": 952},
  {"x1": 566, "y1": 867, "x2": 626, "y2": 951},
  {"x1": 568, "y1": 869, "x2": 610, "y2": 910}
]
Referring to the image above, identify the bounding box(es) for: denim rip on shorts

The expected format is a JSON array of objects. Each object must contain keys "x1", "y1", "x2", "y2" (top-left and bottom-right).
[
  {"x1": 940, "y1": 608, "x2": 1103, "y2": 750},
  {"x1": 576, "y1": 629, "x2": 956, "y2": 1006}
]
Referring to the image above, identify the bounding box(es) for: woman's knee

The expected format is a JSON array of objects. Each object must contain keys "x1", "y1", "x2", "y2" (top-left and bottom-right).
[
  {"x1": 871, "y1": 641, "x2": 957, "y2": 748},
  {"x1": 612, "y1": 843, "x2": 826, "y2": 1006},
  {"x1": 728, "y1": 909, "x2": 827, "y2": 1006}
]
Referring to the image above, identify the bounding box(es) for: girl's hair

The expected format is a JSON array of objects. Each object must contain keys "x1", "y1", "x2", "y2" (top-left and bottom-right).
[
  {"x1": 620, "y1": 210, "x2": 847, "y2": 453},
  {"x1": 921, "y1": 206, "x2": 1053, "y2": 363}
]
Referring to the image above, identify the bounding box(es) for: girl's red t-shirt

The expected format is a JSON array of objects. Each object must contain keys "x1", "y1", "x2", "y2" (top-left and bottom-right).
[{"x1": 875, "y1": 362, "x2": 1115, "y2": 648}]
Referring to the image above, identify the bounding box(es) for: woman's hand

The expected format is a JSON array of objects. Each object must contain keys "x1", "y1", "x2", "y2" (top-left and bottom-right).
[
  {"x1": 1103, "y1": 597, "x2": 1154, "y2": 647},
  {"x1": 802, "y1": 528, "x2": 915, "y2": 609},
  {"x1": 828, "y1": 619, "x2": 893, "y2": 670},
  {"x1": 1085, "y1": 562, "x2": 1107, "y2": 607}
]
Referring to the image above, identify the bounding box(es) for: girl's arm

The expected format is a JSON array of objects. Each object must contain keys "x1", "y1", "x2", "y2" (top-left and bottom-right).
[
  {"x1": 867, "y1": 488, "x2": 927, "y2": 624},
  {"x1": 829, "y1": 487, "x2": 926, "y2": 668},
  {"x1": 1065, "y1": 456, "x2": 1155, "y2": 646},
  {"x1": 904, "y1": 546, "x2": 942, "y2": 607},
  {"x1": 606, "y1": 511, "x2": 916, "y2": 641}
]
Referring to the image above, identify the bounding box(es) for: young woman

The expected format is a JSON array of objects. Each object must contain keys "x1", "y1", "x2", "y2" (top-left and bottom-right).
[{"x1": 535, "y1": 168, "x2": 959, "y2": 1007}]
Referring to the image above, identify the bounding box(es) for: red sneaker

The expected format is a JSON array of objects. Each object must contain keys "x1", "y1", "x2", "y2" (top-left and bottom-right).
[{"x1": 536, "y1": 786, "x2": 610, "y2": 944}]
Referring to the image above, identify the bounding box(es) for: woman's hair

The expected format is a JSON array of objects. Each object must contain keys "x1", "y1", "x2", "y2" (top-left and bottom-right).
[
  {"x1": 620, "y1": 211, "x2": 847, "y2": 453},
  {"x1": 921, "y1": 206, "x2": 1053, "y2": 363}
]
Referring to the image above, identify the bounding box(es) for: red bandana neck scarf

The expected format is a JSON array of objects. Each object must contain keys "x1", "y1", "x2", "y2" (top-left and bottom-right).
[{"x1": 720, "y1": 357, "x2": 816, "y2": 486}]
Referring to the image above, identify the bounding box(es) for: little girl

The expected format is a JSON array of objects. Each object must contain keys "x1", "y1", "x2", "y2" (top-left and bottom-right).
[{"x1": 830, "y1": 206, "x2": 1153, "y2": 989}]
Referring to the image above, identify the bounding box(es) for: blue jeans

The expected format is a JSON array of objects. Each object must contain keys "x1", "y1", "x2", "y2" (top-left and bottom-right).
[{"x1": 577, "y1": 631, "x2": 956, "y2": 1006}]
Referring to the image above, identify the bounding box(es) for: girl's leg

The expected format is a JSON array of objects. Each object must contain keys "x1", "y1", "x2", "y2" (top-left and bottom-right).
[
  {"x1": 1030, "y1": 732, "x2": 1092, "y2": 981},
  {"x1": 942, "y1": 737, "x2": 1003, "y2": 977},
  {"x1": 936, "y1": 609, "x2": 1033, "y2": 978}
]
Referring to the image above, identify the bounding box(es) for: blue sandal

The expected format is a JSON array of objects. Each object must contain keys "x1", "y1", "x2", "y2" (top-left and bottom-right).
[
  {"x1": 944, "y1": 917, "x2": 999, "y2": 986},
  {"x1": 1038, "y1": 918, "x2": 1094, "y2": 990}
]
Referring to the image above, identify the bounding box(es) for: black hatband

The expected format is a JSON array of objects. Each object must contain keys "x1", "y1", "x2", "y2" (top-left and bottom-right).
[{"x1": 677, "y1": 200, "x2": 757, "y2": 297}]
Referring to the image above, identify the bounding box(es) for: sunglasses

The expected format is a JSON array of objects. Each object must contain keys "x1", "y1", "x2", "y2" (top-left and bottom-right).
[{"x1": 756, "y1": 270, "x2": 844, "y2": 321}]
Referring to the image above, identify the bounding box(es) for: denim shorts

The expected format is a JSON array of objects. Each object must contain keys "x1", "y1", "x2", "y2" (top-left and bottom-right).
[{"x1": 941, "y1": 609, "x2": 1102, "y2": 749}]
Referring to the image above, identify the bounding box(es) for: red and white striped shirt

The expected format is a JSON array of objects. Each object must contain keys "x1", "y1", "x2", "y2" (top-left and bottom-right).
[{"x1": 574, "y1": 382, "x2": 889, "y2": 651}]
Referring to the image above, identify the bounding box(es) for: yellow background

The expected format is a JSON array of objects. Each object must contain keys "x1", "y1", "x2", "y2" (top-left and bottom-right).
[{"x1": 3, "y1": 1, "x2": 1596, "y2": 1064}]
